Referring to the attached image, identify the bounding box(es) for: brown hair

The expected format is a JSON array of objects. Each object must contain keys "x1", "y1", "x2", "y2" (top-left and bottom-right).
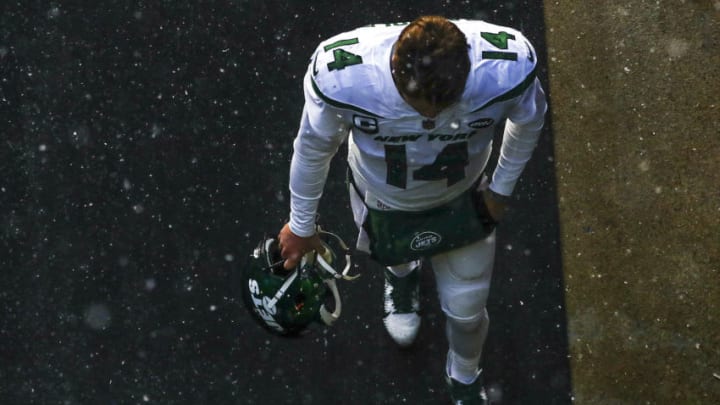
[{"x1": 391, "y1": 16, "x2": 470, "y2": 108}]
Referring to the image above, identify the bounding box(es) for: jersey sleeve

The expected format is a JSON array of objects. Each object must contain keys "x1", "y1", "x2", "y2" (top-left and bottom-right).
[
  {"x1": 288, "y1": 61, "x2": 351, "y2": 237},
  {"x1": 489, "y1": 38, "x2": 548, "y2": 197}
]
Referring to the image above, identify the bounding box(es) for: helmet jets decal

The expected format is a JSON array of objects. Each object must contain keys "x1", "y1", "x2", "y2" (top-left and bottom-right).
[{"x1": 241, "y1": 228, "x2": 359, "y2": 336}]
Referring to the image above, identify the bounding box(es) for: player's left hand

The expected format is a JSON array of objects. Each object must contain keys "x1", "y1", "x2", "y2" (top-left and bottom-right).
[{"x1": 482, "y1": 189, "x2": 507, "y2": 222}]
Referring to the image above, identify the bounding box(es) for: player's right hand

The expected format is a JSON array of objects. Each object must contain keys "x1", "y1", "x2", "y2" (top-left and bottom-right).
[{"x1": 277, "y1": 223, "x2": 324, "y2": 270}]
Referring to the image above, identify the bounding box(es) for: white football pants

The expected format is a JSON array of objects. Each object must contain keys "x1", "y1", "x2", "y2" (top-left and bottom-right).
[{"x1": 349, "y1": 182, "x2": 496, "y2": 383}]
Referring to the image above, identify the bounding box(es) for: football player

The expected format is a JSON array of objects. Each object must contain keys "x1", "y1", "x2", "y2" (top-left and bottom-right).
[{"x1": 278, "y1": 15, "x2": 546, "y2": 404}]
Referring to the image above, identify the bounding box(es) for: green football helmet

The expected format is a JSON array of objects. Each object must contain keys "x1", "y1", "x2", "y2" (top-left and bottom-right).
[{"x1": 241, "y1": 229, "x2": 359, "y2": 336}]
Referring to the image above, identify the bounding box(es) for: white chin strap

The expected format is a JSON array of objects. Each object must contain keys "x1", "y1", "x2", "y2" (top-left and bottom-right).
[
  {"x1": 315, "y1": 245, "x2": 359, "y2": 281},
  {"x1": 319, "y1": 279, "x2": 342, "y2": 326},
  {"x1": 313, "y1": 229, "x2": 360, "y2": 326}
]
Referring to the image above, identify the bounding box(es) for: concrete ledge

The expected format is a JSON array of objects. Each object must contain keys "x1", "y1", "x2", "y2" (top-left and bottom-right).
[{"x1": 545, "y1": 1, "x2": 720, "y2": 403}]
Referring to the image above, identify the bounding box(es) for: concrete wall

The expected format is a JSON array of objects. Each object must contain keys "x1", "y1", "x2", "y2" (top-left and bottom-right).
[{"x1": 545, "y1": 1, "x2": 720, "y2": 403}]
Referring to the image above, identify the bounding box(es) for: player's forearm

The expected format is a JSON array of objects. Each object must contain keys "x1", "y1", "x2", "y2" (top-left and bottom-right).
[
  {"x1": 288, "y1": 136, "x2": 334, "y2": 237},
  {"x1": 489, "y1": 118, "x2": 543, "y2": 197},
  {"x1": 489, "y1": 77, "x2": 547, "y2": 197}
]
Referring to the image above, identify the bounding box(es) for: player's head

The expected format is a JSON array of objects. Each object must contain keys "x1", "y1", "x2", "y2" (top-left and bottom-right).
[{"x1": 391, "y1": 16, "x2": 470, "y2": 117}]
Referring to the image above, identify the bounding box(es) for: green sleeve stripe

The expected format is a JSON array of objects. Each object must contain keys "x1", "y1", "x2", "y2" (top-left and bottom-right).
[
  {"x1": 481, "y1": 51, "x2": 518, "y2": 61},
  {"x1": 310, "y1": 77, "x2": 384, "y2": 118},
  {"x1": 471, "y1": 65, "x2": 538, "y2": 113}
]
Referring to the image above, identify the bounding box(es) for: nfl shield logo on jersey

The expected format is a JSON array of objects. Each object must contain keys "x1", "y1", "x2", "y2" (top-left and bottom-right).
[{"x1": 468, "y1": 118, "x2": 494, "y2": 129}]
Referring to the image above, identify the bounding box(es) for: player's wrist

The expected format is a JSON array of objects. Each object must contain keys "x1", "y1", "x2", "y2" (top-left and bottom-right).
[
  {"x1": 288, "y1": 216, "x2": 317, "y2": 238},
  {"x1": 485, "y1": 188, "x2": 511, "y2": 204}
]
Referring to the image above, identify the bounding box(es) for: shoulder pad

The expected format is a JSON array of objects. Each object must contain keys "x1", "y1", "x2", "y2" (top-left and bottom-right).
[
  {"x1": 458, "y1": 20, "x2": 540, "y2": 111},
  {"x1": 305, "y1": 26, "x2": 399, "y2": 118}
]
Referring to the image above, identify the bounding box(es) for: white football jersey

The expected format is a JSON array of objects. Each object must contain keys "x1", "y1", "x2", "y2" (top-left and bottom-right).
[{"x1": 289, "y1": 20, "x2": 547, "y2": 237}]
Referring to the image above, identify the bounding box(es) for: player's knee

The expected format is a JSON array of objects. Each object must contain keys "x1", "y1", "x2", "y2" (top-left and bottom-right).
[
  {"x1": 442, "y1": 288, "x2": 489, "y2": 323},
  {"x1": 446, "y1": 312, "x2": 484, "y2": 333}
]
